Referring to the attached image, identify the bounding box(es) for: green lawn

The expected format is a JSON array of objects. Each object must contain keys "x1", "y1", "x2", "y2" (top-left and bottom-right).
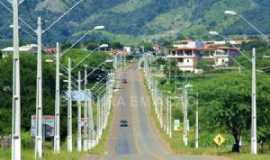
[
  {"x1": 0, "y1": 149, "x2": 84, "y2": 160},
  {"x1": 229, "y1": 154, "x2": 270, "y2": 160}
]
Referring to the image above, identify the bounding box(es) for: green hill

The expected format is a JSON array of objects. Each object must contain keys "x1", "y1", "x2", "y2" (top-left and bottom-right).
[{"x1": 0, "y1": 0, "x2": 270, "y2": 45}]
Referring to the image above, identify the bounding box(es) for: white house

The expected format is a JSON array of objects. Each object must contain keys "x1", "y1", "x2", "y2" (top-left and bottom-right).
[
  {"x1": 213, "y1": 49, "x2": 230, "y2": 67},
  {"x1": 123, "y1": 46, "x2": 132, "y2": 54},
  {"x1": 167, "y1": 40, "x2": 204, "y2": 72}
]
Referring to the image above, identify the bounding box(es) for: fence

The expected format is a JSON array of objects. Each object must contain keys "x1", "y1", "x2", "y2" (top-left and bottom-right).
[{"x1": 0, "y1": 135, "x2": 11, "y2": 149}]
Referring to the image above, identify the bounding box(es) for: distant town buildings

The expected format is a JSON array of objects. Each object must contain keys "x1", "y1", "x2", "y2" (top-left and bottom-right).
[
  {"x1": 44, "y1": 48, "x2": 56, "y2": 54},
  {"x1": 0, "y1": 44, "x2": 59, "y2": 58},
  {"x1": 111, "y1": 46, "x2": 133, "y2": 56},
  {"x1": 1, "y1": 44, "x2": 38, "y2": 58}
]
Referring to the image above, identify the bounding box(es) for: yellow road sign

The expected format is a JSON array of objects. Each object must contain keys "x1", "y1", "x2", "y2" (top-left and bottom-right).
[{"x1": 214, "y1": 134, "x2": 225, "y2": 146}]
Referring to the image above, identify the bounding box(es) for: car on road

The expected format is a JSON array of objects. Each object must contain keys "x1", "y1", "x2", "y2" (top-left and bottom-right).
[
  {"x1": 120, "y1": 120, "x2": 128, "y2": 127},
  {"x1": 121, "y1": 79, "x2": 128, "y2": 84}
]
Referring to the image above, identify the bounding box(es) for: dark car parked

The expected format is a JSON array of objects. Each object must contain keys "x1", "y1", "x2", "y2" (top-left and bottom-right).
[{"x1": 120, "y1": 120, "x2": 128, "y2": 127}]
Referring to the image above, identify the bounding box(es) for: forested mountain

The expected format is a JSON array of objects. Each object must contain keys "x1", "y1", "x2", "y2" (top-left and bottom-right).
[{"x1": 0, "y1": 0, "x2": 270, "y2": 45}]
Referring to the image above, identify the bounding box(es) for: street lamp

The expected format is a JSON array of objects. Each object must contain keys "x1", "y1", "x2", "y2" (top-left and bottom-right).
[
  {"x1": 93, "y1": 25, "x2": 105, "y2": 30},
  {"x1": 224, "y1": 10, "x2": 268, "y2": 41},
  {"x1": 45, "y1": 59, "x2": 54, "y2": 63},
  {"x1": 208, "y1": 31, "x2": 219, "y2": 36},
  {"x1": 99, "y1": 44, "x2": 109, "y2": 49},
  {"x1": 61, "y1": 25, "x2": 105, "y2": 57},
  {"x1": 224, "y1": 10, "x2": 237, "y2": 16},
  {"x1": 71, "y1": 44, "x2": 109, "y2": 71}
]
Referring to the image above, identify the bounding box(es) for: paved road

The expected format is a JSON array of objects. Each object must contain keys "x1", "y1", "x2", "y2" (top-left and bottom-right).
[{"x1": 86, "y1": 64, "x2": 228, "y2": 160}]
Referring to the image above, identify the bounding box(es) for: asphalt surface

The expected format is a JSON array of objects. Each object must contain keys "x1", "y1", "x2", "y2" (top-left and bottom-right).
[{"x1": 86, "y1": 64, "x2": 228, "y2": 160}]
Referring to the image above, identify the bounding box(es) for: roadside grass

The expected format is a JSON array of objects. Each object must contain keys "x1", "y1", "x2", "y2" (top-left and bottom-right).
[
  {"x1": 143, "y1": 73, "x2": 270, "y2": 160},
  {"x1": 0, "y1": 148, "x2": 84, "y2": 160},
  {"x1": 0, "y1": 108, "x2": 113, "y2": 160},
  {"x1": 229, "y1": 154, "x2": 270, "y2": 160},
  {"x1": 89, "y1": 101, "x2": 114, "y2": 155},
  {"x1": 0, "y1": 95, "x2": 115, "y2": 160}
]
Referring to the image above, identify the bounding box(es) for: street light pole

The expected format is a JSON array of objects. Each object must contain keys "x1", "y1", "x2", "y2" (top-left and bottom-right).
[
  {"x1": 183, "y1": 86, "x2": 188, "y2": 146},
  {"x1": 97, "y1": 96, "x2": 101, "y2": 142},
  {"x1": 166, "y1": 96, "x2": 169, "y2": 135},
  {"x1": 77, "y1": 71, "x2": 82, "y2": 152},
  {"x1": 54, "y1": 42, "x2": 61, "y2": 153},
  {"x1": 88, "y1": 91, "x2": 94, "y2": 149},
  {"x1": 83, "y1": 67, "x2": 88, "y2": 151},
  {"x1": 67, "y1": 58, "x2": 73, "y2": 152},
  {"x1": 251, "y1": 48, "x2": 257, "y2": 154},
  {"x1": 169, "y1": 96, "x2": 172, "y2": 138},
  {"x1": 35, "y1": 16, "x2": 43, "y2": 159},
  {"x1": 161, "y1": 94, "x2": 164, "y2": 129},
  {"x1": 101, "y1": 96, "x2": 104, "y2": 132},
  {"x1": 195, "y1": 92, "x2": 199, "y2": 149},
  {"x1": 11, "y1": 0, "x2": 21, "y2": 159}
]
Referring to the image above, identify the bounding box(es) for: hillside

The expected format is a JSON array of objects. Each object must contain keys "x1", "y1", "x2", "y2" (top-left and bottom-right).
[{"x1": 0, "y1": 0, "x2": 270, "y2": 45}]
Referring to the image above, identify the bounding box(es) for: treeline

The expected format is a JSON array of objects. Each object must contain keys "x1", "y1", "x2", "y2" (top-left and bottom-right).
[{"x1": 0, "y1": 50, "x2": 112, "y2": 140}]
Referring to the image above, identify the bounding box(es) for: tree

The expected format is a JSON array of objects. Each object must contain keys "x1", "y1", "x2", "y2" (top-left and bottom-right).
[
  {"x1": 86, "y1": 42, "x2": 99, "y2": 50},
  {"x1": 0, "y1": 50, "x2": 112, "y2": 139},
  {"x1": 194, "y1": 71, "x2": 270, "y2": 152},
  {"x1": 197, "y1": 59, "x2": 214, "y2": 72},
  {"x1": 163, "y1": 59, "x2": 183, "y2": 81},
  {"x1": 110, "y1": 41, "x2": 123, "y2": 49},
  {"x1": 141, "y1": 42, "x2": 154, "y2": 51}
]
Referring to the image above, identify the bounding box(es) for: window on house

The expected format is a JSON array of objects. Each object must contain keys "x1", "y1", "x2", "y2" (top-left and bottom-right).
[
  {"x1": 178, "y1": 58, "x2": 184, "y2": 63},
  {"x1": 186, "y1": 51, "x2": 192, "y2": 56},
  {"x1": 177, "y1": 51, "x2": 183, "y2": 55}
]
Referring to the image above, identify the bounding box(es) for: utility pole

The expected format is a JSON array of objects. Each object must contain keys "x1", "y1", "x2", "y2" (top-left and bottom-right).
[
  {"x1": 183, "y1": 87, "x2": 188, "y2": 146},
  {"x1": 97, "y1": 96, "x2": 101, "y2": 142},
  {"x1": 158, "y1": 92, "x2": 162, "y2": 126},
  {"x1": 35, "y1": 17, "x2": 43, "y2": 159},
  {"x1": 251, "y1": 48, "x2": 257, "y2": 154},
  {"x1": 195, "y1": 92, "x2": 199, "y2": 149},
  {"x1": 166, "y1": 97, "x2": 169, "y2": 135},
  {"x1": 54, "y1": 42, "x2": 60, "y2": 153},
  {"x1": 143, "y1": 54, "x2": 146, "y2": 73},
  {"x1": 77, "y1": 71, "x2": 82, "y2": 152},
  {"x1": 88, "y1": 92, "x2": 93, "y2": 149},
  {"x1": 113, "y1": 56, "x2": 117, "y2": 70},
  {"x1": 160, "y1": 94, "x2": 164, "y2": 129},
  {"x1": 11, "y1": 0, "x2": 21, "y2": 159},
  {"x1": 83, "y1": 67, "x2": 88, "y2": 151},
  {"x1": 67, "y1": 58, "x2": 72, "y2": 152},
  {"x1": 169, "y1": 96, "x2": 172, "y2": 138},
  {"x1": 101, "y1": 96, "x2": 104, "y2": 131}
]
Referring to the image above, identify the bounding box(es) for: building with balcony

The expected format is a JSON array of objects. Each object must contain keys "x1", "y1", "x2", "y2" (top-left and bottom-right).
[
  {"x1": 167, "y1": 40, "x2": 204, "y2": 72},
  {"x1": 167, "y1": 40, "x2": 240, "y2": 72}
]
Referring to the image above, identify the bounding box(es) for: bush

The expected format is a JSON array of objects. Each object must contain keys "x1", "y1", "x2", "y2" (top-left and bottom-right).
[{"x1": 21, "y1": 132, "x2": 34, "y2": 148}]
